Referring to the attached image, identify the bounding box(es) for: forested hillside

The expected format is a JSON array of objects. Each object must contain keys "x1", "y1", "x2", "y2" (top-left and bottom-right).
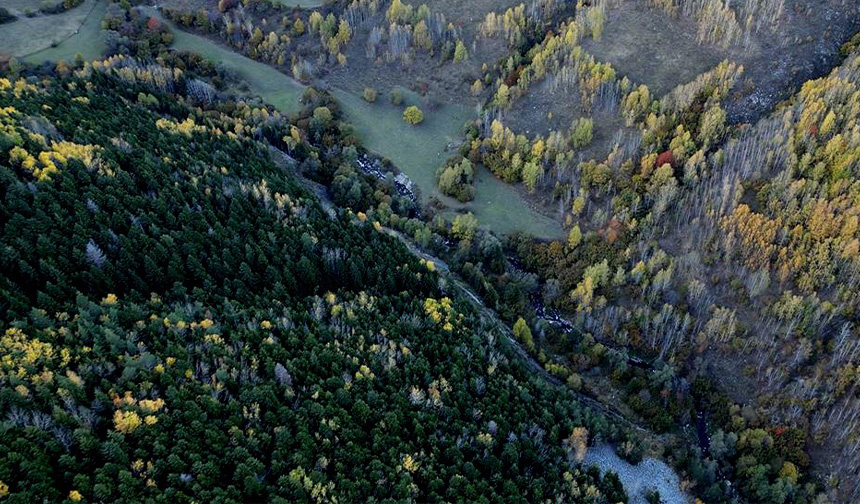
[
  {"x1": 460, "y1": 20, "x2": 860, "y2": 504},
  {"x1": 0, "y1": 64, "x2": 635, "y2": 502},
  {"x1": 3, "y1": 0, "x2": 860, "y2": 502}
]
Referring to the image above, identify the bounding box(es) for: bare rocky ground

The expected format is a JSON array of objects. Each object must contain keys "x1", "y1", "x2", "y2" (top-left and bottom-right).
[
  {"x1": 585, "y1": 0, "x2": 860, "y2": 124},
  {"x1": 722, "y1": 0, "x2": 860, "y2": 123},
  {"x1": 507, "y1": 79, "x2": 585, "y2": 136},
  {"x1": 580, "y1": 0, "x2": 727, "y2": 98}
]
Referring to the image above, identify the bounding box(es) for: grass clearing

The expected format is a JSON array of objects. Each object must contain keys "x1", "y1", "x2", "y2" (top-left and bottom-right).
[
  {"x1": 334, "y1": 88, "x2": 563, "y2": 238},
  {"x1": 2, "y1": 0, "x2": 105, "y2": 62},
  {"x1": 333, "y1": 87, "x2": 468, "y2": 205},
  {"x1": 463, "y1": 167, "x2": 564, "y2": 239}
]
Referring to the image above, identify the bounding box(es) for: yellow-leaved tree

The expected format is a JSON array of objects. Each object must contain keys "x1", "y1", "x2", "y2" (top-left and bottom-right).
[{"x1": 403, "y1": 106, "x2": 424, "y2": 125}]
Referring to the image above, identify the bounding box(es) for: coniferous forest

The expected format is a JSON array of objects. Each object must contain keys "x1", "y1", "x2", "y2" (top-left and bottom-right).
[{"x1": 0, "y1": 67, "x2": 633, "y2": 503}]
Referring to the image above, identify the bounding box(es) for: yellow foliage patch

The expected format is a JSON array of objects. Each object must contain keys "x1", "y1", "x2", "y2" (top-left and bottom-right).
[
  {"x1": 0, "y1": 328, "x2": 55, "y2": 379},
  {"x1": 114, "y1": 410, "x2": 142, "y2": 434},
  {"x1": 424, "y1": 297, "x2": 455, "y2": 330},
  {"x1": 8, "y1": 140, "x2": 99, "y2": 182},
  {"x1": 156, "y1": 117, "x2": 218, "y2": 137}
]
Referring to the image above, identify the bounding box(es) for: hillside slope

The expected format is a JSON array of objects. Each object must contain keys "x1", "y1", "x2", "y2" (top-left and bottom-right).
[{"x1": 0, "y1": 68, "x2": 632, "y2": 502}]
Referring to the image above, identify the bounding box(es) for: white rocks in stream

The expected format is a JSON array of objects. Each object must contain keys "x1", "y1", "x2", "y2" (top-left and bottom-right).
[{"x1": 584, "y1": 444, "x2": 691, "y2": 504}]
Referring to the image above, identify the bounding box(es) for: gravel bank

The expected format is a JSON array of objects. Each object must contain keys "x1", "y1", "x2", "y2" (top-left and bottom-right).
[{"x1": 584, "y1": 444, "x2": 691, "y2": 504}]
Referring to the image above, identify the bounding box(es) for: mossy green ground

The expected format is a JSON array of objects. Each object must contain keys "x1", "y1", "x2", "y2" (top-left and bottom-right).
[
  {"x1": 0, "y1": 0, "x2": 106, "y2": 63},
  {"x1": 334, "y1": 89, "x2": 563, "y2": 238}
]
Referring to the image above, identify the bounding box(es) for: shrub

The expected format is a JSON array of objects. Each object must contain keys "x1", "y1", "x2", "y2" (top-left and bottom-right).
[
  {"x1": 436, "y1": 157, "x2": 474, "y2": 202},
  {"x1": 313, "y1": 106, "x2": 333, "y2": 123},
  {"x1": 840, "y1": 31, "x2": 860, "y2": 56},
  {"x1": 570, "y1": 117, "x2": 594, "y2": 149},
  {"x1": 362, "y1": 87, "x2": 378, "y2": 103},
  {"x1": 656, "y1": 150, "x2": 675, "y2": 169},
  {"x1": 513, "y1": 318, "x2": 534, "y2": 351},
  {"x1": 453, "y1": 40, "x2": 468, "y2": 62},
  {"x1": 390, "y1": 89, "x2": 403, "y2": 106},
  {"x1": 452, "y1": 213, "x2": 478, "y2": 242},
  {"x1": 40, "y1": 1, "x2": 58, "y2": 14},
  {"x1": 39, "y1": 0, "x2": 83, "y2": 15},
  {"x1": 403, "y1": 106, "x2": 424, "y2": 125}
]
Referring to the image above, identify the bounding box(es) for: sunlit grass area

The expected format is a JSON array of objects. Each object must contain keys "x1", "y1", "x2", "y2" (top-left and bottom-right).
[{"x1": 334, "y1": 88, "x2": 563, "y2": 238}]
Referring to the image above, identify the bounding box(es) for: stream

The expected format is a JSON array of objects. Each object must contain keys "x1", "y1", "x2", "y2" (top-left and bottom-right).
[
  {"x1": 382, "y1": 228, "x2": 698, "y2": 502},
  {"x1": 527, "y1": 288, "x2": 728, "y2": 503}
]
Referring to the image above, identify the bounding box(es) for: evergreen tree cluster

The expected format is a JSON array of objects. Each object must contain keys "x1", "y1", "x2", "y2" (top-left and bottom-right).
[{"x1": 0, "y1": 69, "x2": 631, "y2": 502}]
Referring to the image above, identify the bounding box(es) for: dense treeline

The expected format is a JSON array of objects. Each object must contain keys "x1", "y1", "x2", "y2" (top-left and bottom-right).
[
  {"x1": 103, "y1": 3, "x2": 175, "y2": 59},
  {"x1": 160, "y1": 0, "x2": 467, "y2": 82},
  {"x1": 0, "y1": 64, "x2": 636, "y2": 502}
]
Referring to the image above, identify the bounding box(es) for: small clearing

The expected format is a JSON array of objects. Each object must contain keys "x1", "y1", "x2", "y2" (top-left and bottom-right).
[
  {"x1": 580, "y1": 0, "x2": 725, "y2": 98},
  {"x1": 334, "y1": 87, "x2": 563, "y2": 238}
]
